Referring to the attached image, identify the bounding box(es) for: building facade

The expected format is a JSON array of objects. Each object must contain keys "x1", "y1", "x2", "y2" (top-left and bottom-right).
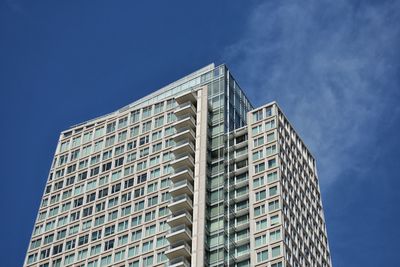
[{"x1": 24, "y1": 63, "x2": 332, "y2": 267}]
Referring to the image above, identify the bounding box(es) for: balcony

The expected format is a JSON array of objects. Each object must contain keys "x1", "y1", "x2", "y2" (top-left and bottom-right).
[
  {"x1": 173, "y1": 115, "x2": 196, "y2": 130},
  {"x1": 169, "y1": 257, "x2": 191, "y2": 267},
  {"x1": 170, "y1": 179, "x2": 194, "y2": 197},
  {"x1": 234, "y1": 252, "x2": 250, "y2": 262},
  {"x1": 233, "y1": 192, "x2": 249, "y2": 203},
  {"x1": 172, "y1": 139, "x2": 195, "y2": 156},
  {"x1": 170, "y1": 168, "x2": 194, "y2": 183},
  {"x1": 234, "y1": 236, "x2": 250, "y2": 246},
  {"x1": 231, "y1": 205, "x2": 249, "y2": 216},
  {"x1": 168, "y1": 194, "x2": 193, "y2": 213},
  {"x1": 170, "y1": 154, "x2": 195, "y2": 170},
  {"x1": 165, "y1": 241, "x2": 192, "y2": 259},
  {"x1": 173, "y1": 128, "x2": 196, "y2": 143},
  {"x1": 234, "y1": 140, "x2": 248, "y2": 150},
  {"x1": 166, "y1": 225, "x2": 192, "y2": 243},
  {"x1": 175, "y1": 91, "x2": 197, "y2": 105},
  {"x1": 174, "y1": 102, "x2": 196, "y2": 117},
  {"x1": 167, "y1": 210, "x2": 193, "y2": 228}
]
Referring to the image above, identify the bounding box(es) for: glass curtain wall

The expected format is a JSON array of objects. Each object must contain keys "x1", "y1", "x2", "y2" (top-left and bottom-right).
[{"x1": 206, "y1": 66, "x2": 253, "y2": 266}]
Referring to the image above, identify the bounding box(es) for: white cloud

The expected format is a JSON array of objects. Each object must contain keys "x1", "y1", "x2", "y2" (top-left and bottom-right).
[{"x1": 225, "y1": 0, "x2": 400, "y2": 190}]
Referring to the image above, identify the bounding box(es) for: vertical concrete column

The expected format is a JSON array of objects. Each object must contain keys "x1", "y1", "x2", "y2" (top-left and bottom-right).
[{"x1": 191, "y1": 86, "x2": 208, "y2": 267}]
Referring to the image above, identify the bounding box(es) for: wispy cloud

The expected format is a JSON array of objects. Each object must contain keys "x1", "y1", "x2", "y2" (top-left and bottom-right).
[{"x1": 226, "y1": 0, "x2": 400, "y2": 190}]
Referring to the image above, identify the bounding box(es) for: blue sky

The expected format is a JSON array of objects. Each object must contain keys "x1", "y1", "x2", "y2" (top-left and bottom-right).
[{"x1": 0, "y1": 1, "x2": 399, "y2": 266}]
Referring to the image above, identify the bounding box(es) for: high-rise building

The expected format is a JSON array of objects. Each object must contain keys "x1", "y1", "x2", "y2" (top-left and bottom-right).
[{"x1": 24, "y1": 63, "x2": 332, "y2": 267}]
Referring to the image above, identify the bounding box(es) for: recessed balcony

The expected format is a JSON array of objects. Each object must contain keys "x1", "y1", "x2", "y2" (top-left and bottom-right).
[
  {"x1": 166, "y1": 225, "x2": 192, "y2": 243},
  {"x1": 174, "y1": 102, "x2": 196, "y2": 117},
  {"x1": 170, "y1": 180, "x2": 194, "y2": 197},
  {"x1": 165, "y1": 241, "x2": 192, "y2": 259},
  {"x1": 170, "y1": 168, "x2": 194, "y2": 183},
  {"x1": 167, "y1": 210, "x2": 193, "y2": 228},
  {"x1": 168, "y1": 194, "x2": 193, "y2": 213}
]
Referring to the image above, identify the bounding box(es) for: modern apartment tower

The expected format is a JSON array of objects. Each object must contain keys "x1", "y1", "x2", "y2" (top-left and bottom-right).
[{"x1": 24, "y1": 63, "x2": 332, "y2": 267}]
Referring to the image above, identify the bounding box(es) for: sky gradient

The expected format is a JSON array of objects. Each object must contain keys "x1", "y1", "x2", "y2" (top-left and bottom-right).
[{"x1": 1, "y1": 1, "x2": 399, "y2": 266}]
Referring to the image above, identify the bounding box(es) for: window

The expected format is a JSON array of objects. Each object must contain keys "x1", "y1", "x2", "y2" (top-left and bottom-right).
[
  {"x1": 78, "y1": 235, "x2": 89, "y2": 246},
  {"x1": 105, "y1": 136, "x2": 115, "y2": 147},
  {"x1": 265, "y1": 119, "x2": 275, "y2": 130},
  {"x1": 268, "y1": 200, "x2": 279, "y2": 211},
  {"x1": 257, "y1": 250, "x2": 268, "y2": 262},
  {"x1": 145, "y1": 211, "x2": 156, "y2": 222},
  {"x1": 128, "y1": 246, "x2": 139, "y2": 258},
  {"x1": 131, "y1": 230, "x2": 142, "y2": 241},
  {"x1": 254, "y1": 136, "x2": 264, "y2": 147},
  {"x1": 130, "y1": 126, "x2": 139, "y2": 137},
  {"x1": 137, "y1": 173, "x2": 147, "y2": 184},
  {"x1": 270, "y1": 229, "x2": 281, "y2": 242},
  {"x1": 115, "y1": 144, "x2": 125, "y2": 155},
  {"x1": 127, "y1": 140, "x2": 136, "y2": 150},
  {"x1": 126, "y1": 152, "x2": 137, "y2": 163},
  {"x1": 269, "y1": 186, "x2": 278, "y2": 196},
  {"x1": 131, "y1": 215, "x2": 142, "y2": 227},
  {"x1": 255, "y1": 234, "x2": 267, "y2": 247},
  {"x1": 154, "y1": 102, "x2": 164, "y2": 114},
  {"x1": 114, "y1": 157, "x2": 124, "y2": 167},
  {"x1": 142, "y1": 121, "x2": 152, "y2": 133},
  {"x1": 142, "y1": 240, "x2": 153, "y2": 253},
  {"x1": 256, "y1": 218, "x2": 268, "y2": 231},
  {"x1": 152, "y1": 142, "x2": 162, "y2": 153},
  {"x1": 267, "y1": 132, "x2": 275, "y2": 142},
  {"x1": 253, "y1": 176, "x2": 265, "y2": 188},
  {"x1": 118, "y1": 234, "x2": 129, "y2": 246},
  {"x1": 102, "y1": 150, "x2": 112, "y2": 160},
  {"x1": 139, "y1": 147, "x2": 149, "y2": 157},
  {"x1": 124, "y1": 178, "x2": 134, "y2": 188},
  {"x1": 154, "y1": 116, "x2": 164, "y2": 128},
  {"x1": 255, "y1": 190, "x2": 266, "y2": 201},
  {"x1": 118, "y1": 117, "x2": 128, "y2": 129},
  {"x1": 267, "y1": 172, "x2": 278, "y2": 183},
  {"x1": 271, "y1": 246, "x2": 281, "y2": 257},
  {"x1": 255, "y1": 163, "x2": 265, "y2": 173},
  {"x1": 145, "y1": 224, "x2": 156, "y2": 236},
  {"x1": 152, "y1": 131, "x2": 162, "y2": 141},
  {"x1": 147, "y1": 182, "x2": 157, "y2": 193},
  {"x1": 252, "y1": 124, "x2": 263, "y2": 135},
  {"x1": 104, "y1": 225, "x2": 115, "y2": 236},
  {"x1": 139, "y1": 135, "x2": 149, "y2": 146},
  {"x1": 94, "y1": 127, "x2": 104, "y2": 139},
  {"x1": 90, "y1": 244, "x2": 101, "y2": 256},
  {"x1": 253, "y1": 110, "x2": 263, "y2": 122},
  {"x1": 106, "y1": 122, "x2": 116, "y2": 133},
  {"x1": 142, "y1": 106, "x2": 152, "y2": 119},
  {"x1": 265, "y1": 107, "x2": 273, "y2": 116},
  {"x1": 143, "y1": 255, "x2": 153, "y2": 266},
  {"x1": 252, "y1": 150, "x2": 263, "y2": 161},
  {"x1": 134, "y1": 200, "x2": 144, "y2": 211},
  {"x1": 83, "y1": 131, "x2": 92, "y2": 143},
  {"x1": 91, "y1": 230, "x2": 102, "y2": 241},
  {"x1": 266, "y1": 144, "x2": 277, "y2": 156},
  {"x1": 254, "y1": 204, "x2": 266, "y2": 217},
  {"x1": 268, "y1": 158, "x2": 277, "y2": 168},
  {"x1": 130, "y1": 110, "x2": 140, "y2": 124}
]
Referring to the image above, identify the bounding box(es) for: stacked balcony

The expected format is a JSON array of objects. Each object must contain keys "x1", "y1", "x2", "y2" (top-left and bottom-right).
[
  {"x1": 166, "y1": 91, "x2": 197, "y2": 266},
  {"x1": 227, "y1": 130, "x2": 251, "y2": 265}
]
